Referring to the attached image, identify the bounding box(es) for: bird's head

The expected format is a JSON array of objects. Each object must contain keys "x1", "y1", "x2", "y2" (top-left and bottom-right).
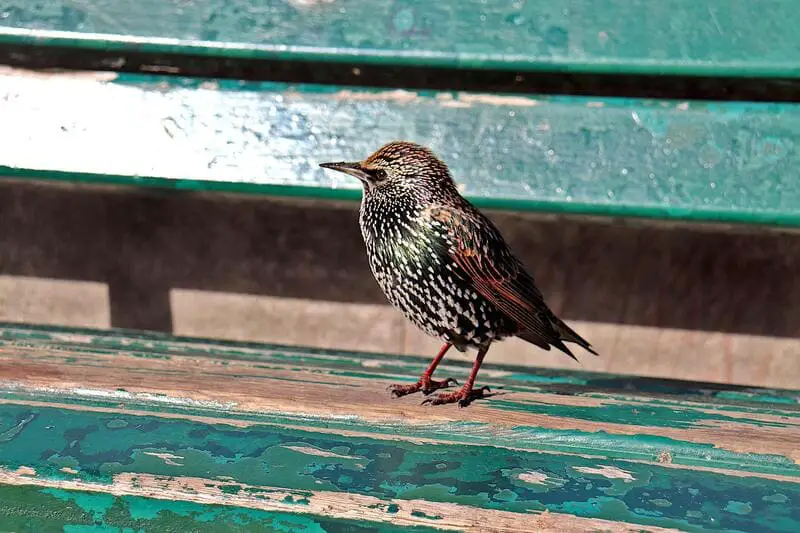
[{"x1": 319, "y1": 141, "x2": 455, "y2": 196}]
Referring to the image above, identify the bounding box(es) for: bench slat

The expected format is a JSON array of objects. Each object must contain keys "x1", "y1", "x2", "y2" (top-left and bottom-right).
[
  {"x1": 0, "y1": 1, "x2": 799, "y2": 78},
  {"x1": 2, "y1": 69, "x2": 800, "y2": 226},
  {"x1": 0, "y1": 323, "x2": 798, "y2": 531}
]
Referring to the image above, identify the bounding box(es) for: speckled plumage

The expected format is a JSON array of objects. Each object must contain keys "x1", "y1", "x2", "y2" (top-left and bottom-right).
[{"x1": 320, "y1": 141, "x2": 596, "y2": 406}]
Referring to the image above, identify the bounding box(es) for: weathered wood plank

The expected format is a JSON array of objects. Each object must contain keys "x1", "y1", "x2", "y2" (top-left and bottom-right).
[
  {"x1": 0, "y1": 324, "x2": 798, "y2": 531},
  {"x1": 0, "y1": 1, "x2": 798, "y2": 78},
  {"x1": 2, "y1": 68, "x2": 800, "y2": 226}
]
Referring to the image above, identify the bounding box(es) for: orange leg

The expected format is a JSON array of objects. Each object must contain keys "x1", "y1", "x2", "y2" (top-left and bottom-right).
[
  {"x1": 388, "y1": 343, "x2": 457, "y2": 398},
  {"x1": 422, "y1": 342, "x2": 492, "y2": 407}
]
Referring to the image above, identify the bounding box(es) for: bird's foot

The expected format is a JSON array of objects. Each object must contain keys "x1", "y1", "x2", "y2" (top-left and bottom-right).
[
  {"x1": 421, "y1": 385, "x2": 492, "y2": 408},
  {"x1": 388, "y1": 376, "x2": 458, "y2": 398}
]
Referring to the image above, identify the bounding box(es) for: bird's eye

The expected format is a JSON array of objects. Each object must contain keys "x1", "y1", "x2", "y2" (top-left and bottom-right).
[{"x1": 372, "y1": 169, "x2": 388, "y2": 180}]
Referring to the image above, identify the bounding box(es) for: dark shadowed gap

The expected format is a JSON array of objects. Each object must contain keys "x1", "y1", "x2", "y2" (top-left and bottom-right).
[
  {"x1": 1, "y1": 43, "x2": 800, "y2": 102},
  {"x1": 1, "y1": 180, "x2": 798, "y2": 338}
]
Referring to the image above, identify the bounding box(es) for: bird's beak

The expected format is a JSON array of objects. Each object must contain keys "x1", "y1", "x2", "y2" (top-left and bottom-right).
[{"x1": 319, "y1": 161, "x2": 370, "y2": 182}]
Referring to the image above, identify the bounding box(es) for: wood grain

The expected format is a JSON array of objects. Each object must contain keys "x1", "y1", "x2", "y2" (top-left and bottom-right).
[{"x1": 0, "y1": 324, "x2": 797, "y2": 531}]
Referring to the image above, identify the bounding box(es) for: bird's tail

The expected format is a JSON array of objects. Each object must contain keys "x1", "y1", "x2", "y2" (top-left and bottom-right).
[
  {"x1": 551, "y1": 316, "x2": 598, "y2": 356},
  {"x1": 516, "y1": 315, "x2": 598, "y2": 362}
]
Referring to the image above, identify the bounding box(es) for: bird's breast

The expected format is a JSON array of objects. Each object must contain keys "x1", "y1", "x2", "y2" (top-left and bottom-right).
[{"x1": 358, "y1": 199, "x2": 506, "y2": 345}]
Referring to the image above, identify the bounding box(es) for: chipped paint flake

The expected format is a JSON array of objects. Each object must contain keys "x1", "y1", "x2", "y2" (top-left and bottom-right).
[
  {"x1": 573, "y1": 465, "x2": 635, "y2": 482},
  {"x1": 331, "y1": 89, "x2": 419, "y2": 104},
  {"x1": 143, "y1": 452, "x2": 185, "y2": 466},
  {"x1": 438, "y1": 92, "x2": 540, "y2": 108},
  {"x1": 14, "y1": 466, "x2": 36, "y2": 476},
  {"x1": 0, "y1": 66, "x2": 118, "y2": 82},
  {"x1": 282, "y1": 445, "x2": 364, "y2": 460},
  {"x1": 518, "y1": 471, "x2": 549, "y2": 485}
]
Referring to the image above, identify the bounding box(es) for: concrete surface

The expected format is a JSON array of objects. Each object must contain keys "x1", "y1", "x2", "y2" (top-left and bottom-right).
[{"x1": 0, "y1": 180, "x2": 798, "y2": 389}]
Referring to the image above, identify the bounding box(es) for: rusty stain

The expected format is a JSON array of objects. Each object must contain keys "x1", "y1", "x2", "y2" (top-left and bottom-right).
[{"x1": 657, "y1": 451, "x2": 673, "y2": 464}]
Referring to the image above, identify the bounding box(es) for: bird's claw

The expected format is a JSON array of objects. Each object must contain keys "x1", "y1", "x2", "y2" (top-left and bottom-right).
[
  {"x1": 421, "y1": 385, "x2": 492, "y2": 407},
  {"x1": 422, "y1": 377, "x2": 458, "y2": 395},
  {"x1": 388, "y1": 377, "x2": 458, "y2": 398}
]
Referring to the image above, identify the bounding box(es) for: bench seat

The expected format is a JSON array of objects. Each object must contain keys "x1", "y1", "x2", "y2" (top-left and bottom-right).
[{"x1": 0, "y1": 323, "x2": 797, "y2": 531}]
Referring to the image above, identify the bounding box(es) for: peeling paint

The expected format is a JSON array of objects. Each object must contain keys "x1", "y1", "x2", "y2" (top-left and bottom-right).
[
  {"x1": 0, "y1": 469, "x2": 682, "y2": 532},
  {"x1": 282, "y1": 445, "x2": 364, "y2": 460},
  {"x1": 0, "y1": 66, "x2": 119, "y2": 82},
  {"x1": 143, "y1": 452, "x2": 185, "y2": 466},
  {"x1": 518, "y1": 471, "x2": 549, "y2": 485},
  {"x1": 573, "y1": 465, "x2": 635, "y2": 482},
  {"x1": 332, "y1": 89, "x2": 419, "y2": 104}
]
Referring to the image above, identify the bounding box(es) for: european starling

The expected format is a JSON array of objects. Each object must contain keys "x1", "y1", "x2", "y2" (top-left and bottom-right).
[{"x1": 320, "y1": 141, "x2": 597, "y2": 407}]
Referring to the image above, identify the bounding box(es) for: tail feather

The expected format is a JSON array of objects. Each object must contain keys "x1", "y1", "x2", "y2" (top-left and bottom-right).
[
  {"x1": 516, "y1": 315, "x2": 598, "y2": 361},
  {"x1": 552, "y1": 316, "x2": 598, "y2": 356},
  {"x1": 517, "y1": 330, "x2": 578, "y2": 362}
]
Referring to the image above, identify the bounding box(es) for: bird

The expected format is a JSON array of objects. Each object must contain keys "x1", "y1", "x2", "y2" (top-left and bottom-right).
[{"x1": 320, "y1": 141, "x2": 597, "y2": 407}]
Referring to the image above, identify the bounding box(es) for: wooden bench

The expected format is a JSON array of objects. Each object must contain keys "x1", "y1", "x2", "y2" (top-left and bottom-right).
[
  {"x1": 0, "y1": 2, "x2": 799, "y2": 531},
  {"x1": 0, "y1": 323, "x2": 798, "y2": 531}
]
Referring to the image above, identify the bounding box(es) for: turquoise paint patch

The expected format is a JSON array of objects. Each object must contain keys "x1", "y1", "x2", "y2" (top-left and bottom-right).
[
  {"x1": 489, "y1": 398, "x2": 791, "y2": 430},
  {"x1": 43, "y1": 488, "x2": 115, "y2": 521},
  {"x1": 724, "y1": 500, "x2": 753, "y2": 515},
  {"x1": 63, "y1": 526, "x2": 124, "y2": 533}
]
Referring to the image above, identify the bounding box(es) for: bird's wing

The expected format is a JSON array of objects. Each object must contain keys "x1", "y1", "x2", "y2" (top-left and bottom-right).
[{"x1": 424, "y1": 205, "x2": 556, "y2": 346}]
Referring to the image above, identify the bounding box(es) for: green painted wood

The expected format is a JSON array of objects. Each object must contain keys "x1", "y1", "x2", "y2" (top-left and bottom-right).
[
  {"x1": 0, "y1": 485, "x2": 438, "y2": 533},
  {"x1": 0, "y1": 1, "x2": 798, "y2": 78},
  {"x1": 0, "y1": 323, "x2": 798, "y2": 531},
  {"x1": 2, "y1": 69, "x2": 800, "y2": 226}
]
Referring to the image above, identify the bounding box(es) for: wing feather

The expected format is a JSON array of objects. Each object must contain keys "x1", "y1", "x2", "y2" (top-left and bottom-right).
[{"x1": 426, "y1": 204, "x2": 593, "y2": 359}]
